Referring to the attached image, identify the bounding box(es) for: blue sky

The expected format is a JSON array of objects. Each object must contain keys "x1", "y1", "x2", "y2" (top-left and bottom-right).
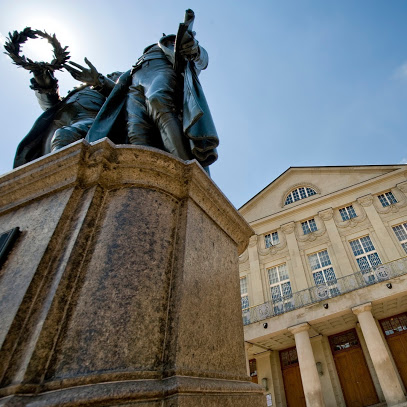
[{"x1": 1, "y1": 1, "x2": 406, "y2": 208}]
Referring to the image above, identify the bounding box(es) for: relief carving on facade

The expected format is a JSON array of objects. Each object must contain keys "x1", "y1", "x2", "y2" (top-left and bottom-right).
[
  {"x1": 257, "y1": 228, "x2": 287, "y2": 257},
  {"x1": 238, "y1": 249, "x2": 249, "y2": 264},
  {"x1": 357, "y1": 194, "x2": 374, "y2": 207},
  {"x1": 334, "y1": 201, "x2": 368, "y2": 229},
  {"x1": 281, "y1": 221, "x2": 295, "y2": 234},
  {"x1": 319, "y1": 208, "x2": 333, "y2": 221},
  {"x1": 374, "y1": 188, "x2": 407, "y2": 214},
  {"x1": 248, "y1": 235, "x2": 258, "y2": 248},
  {"x1": 295, "y1": 215, "x2": 327, "y2": 243}
]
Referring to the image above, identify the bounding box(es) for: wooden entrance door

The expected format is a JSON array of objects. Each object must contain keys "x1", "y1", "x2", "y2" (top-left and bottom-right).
[
  {"x1": 280, "y1": 347, "x2": 306, "y2": 407},
  {"x1": 380, "y1": 313, "x2": 407, "y2": 388},
  {"x1": 329, "y1": 329, "x2": 379, "y2": 407}
]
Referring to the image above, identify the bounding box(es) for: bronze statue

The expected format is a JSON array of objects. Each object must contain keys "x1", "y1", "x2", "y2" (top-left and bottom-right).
[
  {"x1": 6, "y1": 10, "x2": 219, "y2": 171},
  {"x1": 86, "y1": 9, "x2": 219, "y2": 170}
]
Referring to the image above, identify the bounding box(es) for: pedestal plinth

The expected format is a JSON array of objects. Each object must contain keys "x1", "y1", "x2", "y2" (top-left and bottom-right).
[{"x1": 0, "y1": 140, "x2": 265, "y2": 406}]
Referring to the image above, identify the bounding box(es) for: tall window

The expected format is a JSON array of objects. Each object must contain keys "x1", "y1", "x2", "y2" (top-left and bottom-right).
[
  {"x1": 285, "y1": 187, "x2": 316, "y2": 205},
  {"x1": 267, "y1": 263, "x2": 293, "y2": 313},
  {"x1": 349, "y1": 236, "x2": 382, "y2": 283},
  {"x1": 339, "y1": 205, "x2": 357, "y2": 221},
  {"x1": 308, "y1": 250, "x2": 339, "y2": 296},
  {"x1": 392, "y1": 223, "x2": 407, "y2": 254},
  {"x1": 265, "y1": 231, "x2": 279, "y2": 248},
  {"x1": 378, "y1": 191, "x2": 397, "y2": 207},
  {"x1": 301, "y1": 218, "x2": 317, "y2": 235},
  {"x1": 240, "y1": 277, "x2": 249, "y2": 310}
]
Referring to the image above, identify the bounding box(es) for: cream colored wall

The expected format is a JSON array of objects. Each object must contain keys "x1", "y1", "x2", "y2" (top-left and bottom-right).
[
  {"x1": 239, "y1": 166, "x2": 407, "y2": 310},
  {"x1": 240, "y1": 165, "x2": 407, "y2": 406}
]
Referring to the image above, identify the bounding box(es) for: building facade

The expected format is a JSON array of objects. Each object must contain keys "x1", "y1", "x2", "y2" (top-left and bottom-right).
[{"x1": 239, "y1": 165, "x2": 407, "y2": 407}]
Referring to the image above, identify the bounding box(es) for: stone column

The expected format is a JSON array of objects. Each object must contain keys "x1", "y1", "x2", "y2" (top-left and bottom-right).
[
  {"x1": 352, "y1": 303, "x2": 406, "y2": 406},
  {"x1": 245, "y1": 342, "x2": 252, "y2": 376},
  {"x1": 281, "y1": 222, "x2": 308, "y2": 291},
  {"x1": 318, "y1": 208, "x2": 353, "y2": 277},
  {"x1": 247, "y1": 235, "x2": 266, "y2": 305},
  {"x1": 357, "y1": 195, "x2": 400, "y2": 261},
  {"x1": 288, "y1": 323, "x2": 325, "y2": 407}
]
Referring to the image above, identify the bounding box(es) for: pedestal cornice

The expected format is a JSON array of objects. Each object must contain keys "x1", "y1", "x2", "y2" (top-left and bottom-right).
[
  {"x1": 0, "y1": 139, "x2": 253, "y2": 254},
  {"x1": 352, "y1": 302, "x2": 372, "y2": 315}
]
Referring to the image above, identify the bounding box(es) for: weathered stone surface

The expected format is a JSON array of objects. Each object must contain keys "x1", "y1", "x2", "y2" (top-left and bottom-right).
[{"x1": 0, "y1": 140, "x2": 265, "y2": 406}]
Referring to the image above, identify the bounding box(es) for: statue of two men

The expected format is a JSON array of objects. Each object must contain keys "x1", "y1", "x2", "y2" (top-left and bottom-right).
[{"x1": 12, "y1": 10, "x2": 219, "y2": 171}]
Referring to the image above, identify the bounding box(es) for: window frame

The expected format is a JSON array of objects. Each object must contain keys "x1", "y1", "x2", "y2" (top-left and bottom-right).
[
  {"x1": 266, "y1": 263, "x2": 293, "y2": 313},
  {"x1": 307, "y1": 249, "x2": 339, "y2": 296},
  {"x1": 378, "y1": 191, "x2": 397, "y2": 207},
  {"x1": 265, "y1": 231, "x2": 279, "y2": 248},
  {"x1": 349, "y1": 235, "x2": 382, "y2": 283},
  {"x1": 392, "y1": 222, "x2": 407, "y2": 254},
  {"x1": 301, "y1": 218, "x2": 317, "y2": 235},
  {"x1": 240, "y1": 276, "x2": 249, "y2": 310},
  {"x1": 339, "y1": 205, "x2": 357, "y2": 221},
  {"x1": 284, "y1": 186, "x2": 317, "y2": 205}
]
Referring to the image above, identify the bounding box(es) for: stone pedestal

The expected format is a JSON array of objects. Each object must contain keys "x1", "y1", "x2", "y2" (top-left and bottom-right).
[{"x1": 0, "y1": 139, "x2": 266, "y2": 406}]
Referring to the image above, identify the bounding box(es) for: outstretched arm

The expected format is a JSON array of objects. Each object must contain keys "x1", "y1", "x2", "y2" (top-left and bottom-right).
[
  {"x1": 30, "y1": 68, "x2": 61, "y2": 111},
  {"x1": 64, "y1": 58, "x2": 116, "y2": 96},
  {"x1": 179, "y1": 31, "x2": 208, "y2": 71}
]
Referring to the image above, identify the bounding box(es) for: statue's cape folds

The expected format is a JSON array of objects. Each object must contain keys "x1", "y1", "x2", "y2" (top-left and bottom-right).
[
  {"x1": 13, "y1": 87, "x2": 84, "y2": 168},
  {"x1": 87, "y1": 59, "x2": 218, "y2": 168}
]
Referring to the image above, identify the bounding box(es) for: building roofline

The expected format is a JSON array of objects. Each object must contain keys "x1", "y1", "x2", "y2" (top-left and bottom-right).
[{"x1": 239, "y1": 164, "x2": 406, "y2": 211}]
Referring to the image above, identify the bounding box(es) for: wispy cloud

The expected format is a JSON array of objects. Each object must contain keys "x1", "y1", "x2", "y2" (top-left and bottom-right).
[
  {"x1": 394, "y1": 61, "x2": 407, "y2": 81},
  {"x1": 400, "y1": 158, "x2": 407, "y2": 164}
]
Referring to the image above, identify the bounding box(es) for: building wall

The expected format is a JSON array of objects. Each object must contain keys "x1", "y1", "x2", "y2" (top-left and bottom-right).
[{"x1": 239, "y1": 165, "x2": 407, "y2": 406}]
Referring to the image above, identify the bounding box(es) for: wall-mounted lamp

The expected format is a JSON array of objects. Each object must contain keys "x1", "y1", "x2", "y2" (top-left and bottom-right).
[
  {"x1": 261, "y1": 377, "x2": 269, "y2": 391},
  {"x1": 263, "y1": 323, "x2": 268, "y2": 329},
  {"x1": 316, "y1": 362, "x2": 323, "y2": 376},
  {"x1": 386, "y1": 283, "x2": 392, "y2": 289},
  {"x1": 323, "y1": 304, "x2": 329, "y2": 309}
]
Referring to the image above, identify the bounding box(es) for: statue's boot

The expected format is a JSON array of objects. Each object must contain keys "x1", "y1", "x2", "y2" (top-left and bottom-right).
[{"x1": 158, "y1": 113, "x2": 191, "y2": 161}]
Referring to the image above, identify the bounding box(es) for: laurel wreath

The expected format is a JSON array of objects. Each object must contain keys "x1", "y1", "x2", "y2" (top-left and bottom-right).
[{"x1": 4, "y1": 27, "x2": 70, "y2": 72}]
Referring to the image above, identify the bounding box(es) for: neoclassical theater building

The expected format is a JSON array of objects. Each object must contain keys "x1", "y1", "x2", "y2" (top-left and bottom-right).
[{"x1": 239, "y1": 165, "x2": 407, "y2": 407}]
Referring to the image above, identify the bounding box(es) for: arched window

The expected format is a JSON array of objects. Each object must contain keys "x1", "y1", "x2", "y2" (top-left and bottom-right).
[{"x1": 285, "y1": 187, "x2": 316, "y2": 205}]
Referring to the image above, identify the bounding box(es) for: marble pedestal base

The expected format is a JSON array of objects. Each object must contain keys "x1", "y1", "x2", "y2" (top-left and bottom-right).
[{"x1": 0, "y1": 140, "x2": 265, "y2": 406}]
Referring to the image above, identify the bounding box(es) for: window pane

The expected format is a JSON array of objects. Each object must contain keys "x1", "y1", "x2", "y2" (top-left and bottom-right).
[
  {"x1": 285, "y1": 195, "x2": 293, "y2": 205},
  {"x1": 306, "y1": 187, "x2": 316, "y2": 196},
  {"x1": 378, "y1": 194, "x2": 390, "y2": 207},
  {"x1": 265, "y1": 234, "x2": 272, "y2": 248},
  {"x1": 339, "y1": 208, "x2": 349, "y2": 221},
  {"x1": 241, "y1": 295, "x2": 249, "y2": 309},
  {"x1": 402, "y1": 242, "x2": 407, "y2": 254},
  {"x1": 272, "y1": 231, "x2": 279, "y2": 245},
  {"x1": 299, "y1": 187, "x2": 307, "y2": 199},
  {"x1": 268, "y1": 267, "x2": 279, "y2": 284},
  {"x1": 350, "y1": 240, "x2": 363, "y2": 256},
  {"x1": 357, "y1": 256, "x2": 370, "y2": 270},
  {"x1": 293, "y1": 189, "x2": 300, "y2": 202},
  {"x1": 281, "y1": 282, "x2": 292, "y2": 298},
  {"x1": 313, "y1": 271, "x2": 325, "y2": 285},
  {"x1": 347, "y1": 205, "x2": 357, "y2": 218},
  {"x1": 393, "y1": 225, "x2": 407, "y2": 242},
  {"x1": 302, "y1": 222, "x2": 311, "y2": 235},
  {"x1": 278, "y1": 264, "x2": 289, "y2": 281},
  {"x1": 271, "y1": 285, "x2": 282, "y2": 302},
  {"x1": 319, "y1": 250, "x2": 331, "y2": 267},
  {"x1": 240, "y1": 277, "x2": 248, "y2": 294},
  {"x1": 368, "y1": 252, "x2": 381, "y2": 267},
  {"x1": 386, "y1": 191, "x2": 397, "y2": 204},
  {"x1": 309, "y1": 219, "x2": 317, "y2": 232},
  {"x1": 324, "y1": 267, "x2": 337, "y2": 283},
  {"x1": 360, "y1": 236, "x2": 375, "y2": 252},
  {"x1": 308, "y1": 253, "x2": 321, "y2": 270}
]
